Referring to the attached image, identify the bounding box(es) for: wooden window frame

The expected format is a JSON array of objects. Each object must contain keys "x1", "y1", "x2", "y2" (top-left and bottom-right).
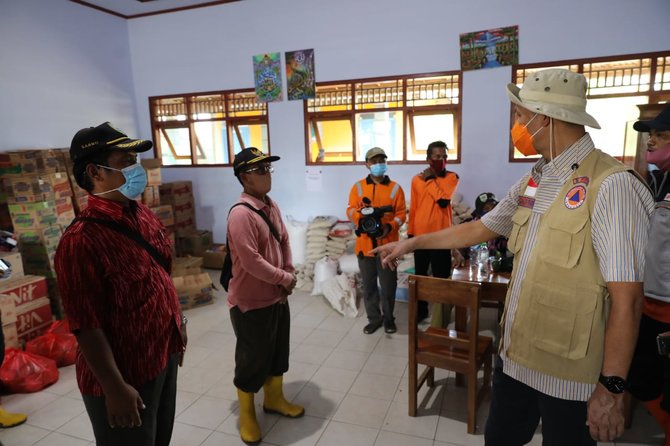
[
  {"x1": 149, "y1": 88, "x2": 271, "y2": 167},
  {"x1": 509, "y1": 51, "x2": 670, "y2": 163},
  {"x1": 304, "y1": 71, "x2": 462, "y2": 165}
]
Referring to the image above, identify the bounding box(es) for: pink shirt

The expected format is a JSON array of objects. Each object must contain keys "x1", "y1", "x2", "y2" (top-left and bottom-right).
[{"x1": 226, "y1": 193, "x2": 294, "y2": 312}]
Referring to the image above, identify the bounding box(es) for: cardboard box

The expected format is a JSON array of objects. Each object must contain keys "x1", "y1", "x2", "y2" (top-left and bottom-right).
[
  {"x1": 54, "y1": 196, "x2": 76, "y2": 227},
  {"x1": 0, "y1": 251, "x2": 24, "y2": 283},
  {"x1": 0, "y1": 151, "x2": 40, "y2": 176},
  {"x1": 8, "y1": 201, "x2": 58, "y2": 229},
  {"x1": 172, "y1": 272, "x2": 214, "y2": 310},
  {"x1": 172, "y1": 256, "x2": 204, "y2": 277},
  {"x1": 177, "y1": 230, "x2": 213, "y2": 256},
  {"x1": 37, "y1": 149, "x2": 66, "y2": 173},
  {"x1": 2, "y1": 174, "x2": 53, "y2": 197},
  {"x1": 16, "y1": 296, "x2": 52, "y2": 343},
  {"x1": 0, "y1": 294, "x2": 18, "y2": 325},
  {"x1": 3, "y1": 323, "x2": 19, "y2": 349},
  {"x1": 160, "y1": 181, "x2": 193, "y2": 205},
  {"x1": 150, "y1": 205, "x2": 175, "y2": 227},
  {"x1": 141, "y1": 159, "x2": 162, "y2": 186},
  {"x1": 174, "y1": 218, "x2": 197, "y2": 236},
  {"x1": 42, "y1": 172, "x2": 72, "y2": 198},
  {"x1": 202, "y1": 244, "x2": 226, "y2": 270},
  {"x1": 14, "y1": 225, "x2": 62, "y2": 248},
  {"x1": 0, "y1": 275, "x2": 49, "y2": 308},
  {"x1": 141, "y1": 185, "x2": 161, "y2": 207}
]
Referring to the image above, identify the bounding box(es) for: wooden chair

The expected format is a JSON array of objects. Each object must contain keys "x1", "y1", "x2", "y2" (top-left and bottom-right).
[{"x1": 408, "y1": 275, "x2": 493, "y2": 434}]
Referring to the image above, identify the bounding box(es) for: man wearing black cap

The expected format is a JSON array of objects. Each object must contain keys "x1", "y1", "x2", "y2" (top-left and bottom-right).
[
  {"x1": 55, "y1": 122, "x2": 186, "y2": 446},
  {"x1": 227, "y1": 147, "x2": 303, "y2": 445},
  {"x1": 628, "y1": 104, "x2": 670, "y2": 445}
]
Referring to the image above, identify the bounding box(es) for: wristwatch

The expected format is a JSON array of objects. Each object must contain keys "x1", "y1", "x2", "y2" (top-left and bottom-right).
[{"x1": 598, "y1": 374, "x2": 627, "y2": 394}]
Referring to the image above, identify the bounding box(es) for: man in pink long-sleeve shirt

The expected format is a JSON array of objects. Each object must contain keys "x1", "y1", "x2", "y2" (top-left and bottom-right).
[{"x1": 227, "y1": 147, "x2": 303, "y2": 445}]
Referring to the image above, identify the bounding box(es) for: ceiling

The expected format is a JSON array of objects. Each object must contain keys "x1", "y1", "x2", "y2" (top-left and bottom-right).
[{"x1": 70, "y1": 0, "x2": 243, "y2": 19}]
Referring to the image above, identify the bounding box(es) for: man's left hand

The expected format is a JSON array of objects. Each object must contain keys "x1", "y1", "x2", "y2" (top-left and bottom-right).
[
  {"x1": 586, "y1": 383, "x2": 625, "y2": 441},
  {"x1": 179, "y1": 321, "x2": 188, "y2": 367}
]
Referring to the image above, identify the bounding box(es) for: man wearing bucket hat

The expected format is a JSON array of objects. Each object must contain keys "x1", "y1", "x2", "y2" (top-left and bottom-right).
[
  {"x1": 55, "y1": 122, "x2": 186, "y2": 446},
  {"x1": 227, "y1": 147, "x2": 303, "y2": 444},
  {"x1": 372, "y1": 69, "x2": 654, "y2": 443},
  {"x1": 628, "y1": 104, "x2": 670, "y2": 444}
]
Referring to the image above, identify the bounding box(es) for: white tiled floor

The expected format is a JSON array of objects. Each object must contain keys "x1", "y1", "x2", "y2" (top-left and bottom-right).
[{"x1": 0, "y1": 271, "x2": 665, "y2": 446}]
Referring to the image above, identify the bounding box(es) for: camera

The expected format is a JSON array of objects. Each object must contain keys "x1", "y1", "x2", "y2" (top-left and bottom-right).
[
  {"x1": 657, "y1": 332, "x2": 670, "y2": 356},
  {"x1": 355, "y1": 197, "x2": 393, "y2": 239}
]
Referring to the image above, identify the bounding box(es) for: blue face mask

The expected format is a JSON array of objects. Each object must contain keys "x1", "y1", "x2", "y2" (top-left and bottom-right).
[
  {"x1": 94, "y1": 163, "x2": 147, "y2": 200},
  {"x1": 370, "y1": 163, "x2": 388, "y2": 177}
]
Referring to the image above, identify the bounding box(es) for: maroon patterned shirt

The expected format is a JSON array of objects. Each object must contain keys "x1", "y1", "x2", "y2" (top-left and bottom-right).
[{"x1": 55, "y1": 195, "x2": 183, "y2": 396}]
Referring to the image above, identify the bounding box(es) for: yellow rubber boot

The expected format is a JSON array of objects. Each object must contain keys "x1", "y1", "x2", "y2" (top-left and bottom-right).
[
  {"x1": 237, "y1": 389, "x2": 261, "y2": 445},
  {"x1": 262, "y1": 375, "x2": 305, "y2": 418},
  {"x1": 0, "y1": 406, "x2": 27, "y2": 428}
]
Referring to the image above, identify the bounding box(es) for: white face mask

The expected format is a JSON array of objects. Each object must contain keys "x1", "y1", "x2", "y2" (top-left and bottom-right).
[{"x1": 93, "y1": 163, "x2": 147, "y2": 199}]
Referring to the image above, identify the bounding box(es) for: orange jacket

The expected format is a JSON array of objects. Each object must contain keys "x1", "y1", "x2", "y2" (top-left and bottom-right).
[
  {"x1": 408, "y1": 170, "x2": 459, "y2": 236},
  {"x1": 347, "y1": 175, "x2": 406, "y2": 257}
]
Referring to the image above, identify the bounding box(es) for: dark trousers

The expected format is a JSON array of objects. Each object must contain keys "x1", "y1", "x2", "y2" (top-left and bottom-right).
[
  {"x1": 485, "y1": 361, "x2": 595, "y2": 446},
  {"x1": 230, "y1": 302, "x2": 290, "y2": 393},
  {"x1": 628, "y1": 313, "x2": 670, "y2": 411},
  {"x1": 82, "y1": 354, "x2": 179, "y2": 446},
  {"x1": 358, "y1": 255, "x2": 397, "y2": 324},
  {"x1": 414, "y1": 249, "x2": 452, "y2": 318}
]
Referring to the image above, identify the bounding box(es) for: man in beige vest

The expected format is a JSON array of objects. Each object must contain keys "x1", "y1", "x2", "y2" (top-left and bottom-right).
[{"x1": 373, "y1": 68, "x2": 654, "y2": 445}]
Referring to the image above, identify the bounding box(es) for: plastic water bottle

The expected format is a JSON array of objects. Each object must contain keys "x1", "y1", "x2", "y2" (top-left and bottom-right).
[{"x1": 477, "y1": 242, "x2": 489, "y2": 279}]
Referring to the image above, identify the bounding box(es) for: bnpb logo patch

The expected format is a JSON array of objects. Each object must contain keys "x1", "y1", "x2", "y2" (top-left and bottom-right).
[{"x1": 564, "y1": 185, "x2": 586, "y2": 209}]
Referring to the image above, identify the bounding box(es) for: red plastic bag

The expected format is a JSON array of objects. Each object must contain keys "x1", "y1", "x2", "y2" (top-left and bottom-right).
[
  {"x1": 46, "y1": 319, "x2": 71, "y2": 335},
  {"x1": 0, "y1": 349, "x2": 59, "y2": 393},
  {"x1": 26, "y1": 331, "x2": 77, "y2": 367}
]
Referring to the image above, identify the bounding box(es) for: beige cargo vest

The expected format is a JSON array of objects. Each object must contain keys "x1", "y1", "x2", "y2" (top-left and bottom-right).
[{"x1": 503, "y1": 149, "x2": 630, "y2": 384}]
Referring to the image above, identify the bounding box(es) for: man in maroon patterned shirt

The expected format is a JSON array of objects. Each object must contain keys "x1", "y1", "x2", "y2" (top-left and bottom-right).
[{"x1": 55, "y1": 122, "x2": 186, "y2": 446}]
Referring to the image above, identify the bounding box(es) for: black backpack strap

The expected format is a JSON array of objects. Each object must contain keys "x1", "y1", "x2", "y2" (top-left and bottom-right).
[
  {"x1": 229, "y1": 202, "x2": 281, "y2": 243},
  {"x1": 72, "y1": 217, "x2": 170, "y2": 273}
]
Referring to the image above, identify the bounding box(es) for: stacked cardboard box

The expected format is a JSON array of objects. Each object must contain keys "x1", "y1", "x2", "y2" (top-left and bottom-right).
[
  {"x1": 8, "y1": 202, "x2": 62, "y2": 279},
  {"x1": 0, "y1": 275, "x2": 52, "y2": 344},
  {"x1": 171, "y1": 256, "x2": 214, "y2": 310},
  {"x1": 160, "y1": 181, "x2": 196, "y2": 236},
  {"x1": 0, "y1": 294, "x2": 19, "y2": 349},
  {"x1": 177, "y1": 230, "x2": 213, "y2": 257},
  {"x1": 202, "y1": 244, "x2": 227, "y2": 269},
  {"x1": 141, "y1": 159, "x2": 162, "y2": 207}
]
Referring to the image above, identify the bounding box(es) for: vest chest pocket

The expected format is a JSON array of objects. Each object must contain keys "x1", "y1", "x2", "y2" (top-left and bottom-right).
[
  {"x1": 530, "y1": 281, "x2": 601, "y2": 360},
  {"x1": 508, "y1": 210, "x2": 531, "y2": 255},
  {"x1": 538, "y1": 213, "x2": 589, "y2": 269}
]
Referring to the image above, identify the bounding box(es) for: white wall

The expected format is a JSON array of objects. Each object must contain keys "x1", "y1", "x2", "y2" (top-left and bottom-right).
[
  {"x1": 0, "y1": 0, "x2": 137, "y2": 150},
  {"x1": 3, "y1": 0, "x2": 669, "y2": 242},
  {"x1": 126, "y1": 0, "x2": 670, "y2": 240}
]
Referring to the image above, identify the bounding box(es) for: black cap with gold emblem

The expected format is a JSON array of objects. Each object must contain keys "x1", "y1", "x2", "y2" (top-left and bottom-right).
[
  {"x1": 69, "y1": 122, "x2": 153, "y2": 162},
  {"x1": 233, "y1": 147, "x2": 280, "y2": 176}
]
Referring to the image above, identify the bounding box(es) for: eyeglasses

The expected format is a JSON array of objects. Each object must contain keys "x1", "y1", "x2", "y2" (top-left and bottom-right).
[{"x1": 243, "y1": 165, "x2": 274, "y2": 175}]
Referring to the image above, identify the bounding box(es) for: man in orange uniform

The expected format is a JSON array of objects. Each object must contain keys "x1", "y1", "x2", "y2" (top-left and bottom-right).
[
  {"x1": 408, "y1": 141, "x2": 459, "y2": 322},
  {"x1": 347, "y1": 147, "x2": 406, "y2": 334}
]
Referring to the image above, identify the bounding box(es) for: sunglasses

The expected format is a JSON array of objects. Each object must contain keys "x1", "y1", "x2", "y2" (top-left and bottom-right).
[{"x1": 243, "y1": 165, "x2": 274, "y2": 175}]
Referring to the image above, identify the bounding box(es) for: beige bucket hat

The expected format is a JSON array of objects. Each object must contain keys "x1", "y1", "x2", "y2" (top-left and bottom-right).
[{"x1": 507, "y1": 68, "x2": 600, "y2": 129}]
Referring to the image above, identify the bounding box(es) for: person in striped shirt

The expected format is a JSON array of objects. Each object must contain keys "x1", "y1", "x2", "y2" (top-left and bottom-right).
[{"x1": 373, "y1": 69, "x2": 654, "y2": 445}]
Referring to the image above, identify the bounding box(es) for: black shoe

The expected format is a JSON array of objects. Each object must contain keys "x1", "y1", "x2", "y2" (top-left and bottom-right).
[
  {"x1": 384, "y1": 320, "x2": 397, "y2": 334},
  {"x1": 363, "y1": 321, "x2": 382, "y2": 334}
]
